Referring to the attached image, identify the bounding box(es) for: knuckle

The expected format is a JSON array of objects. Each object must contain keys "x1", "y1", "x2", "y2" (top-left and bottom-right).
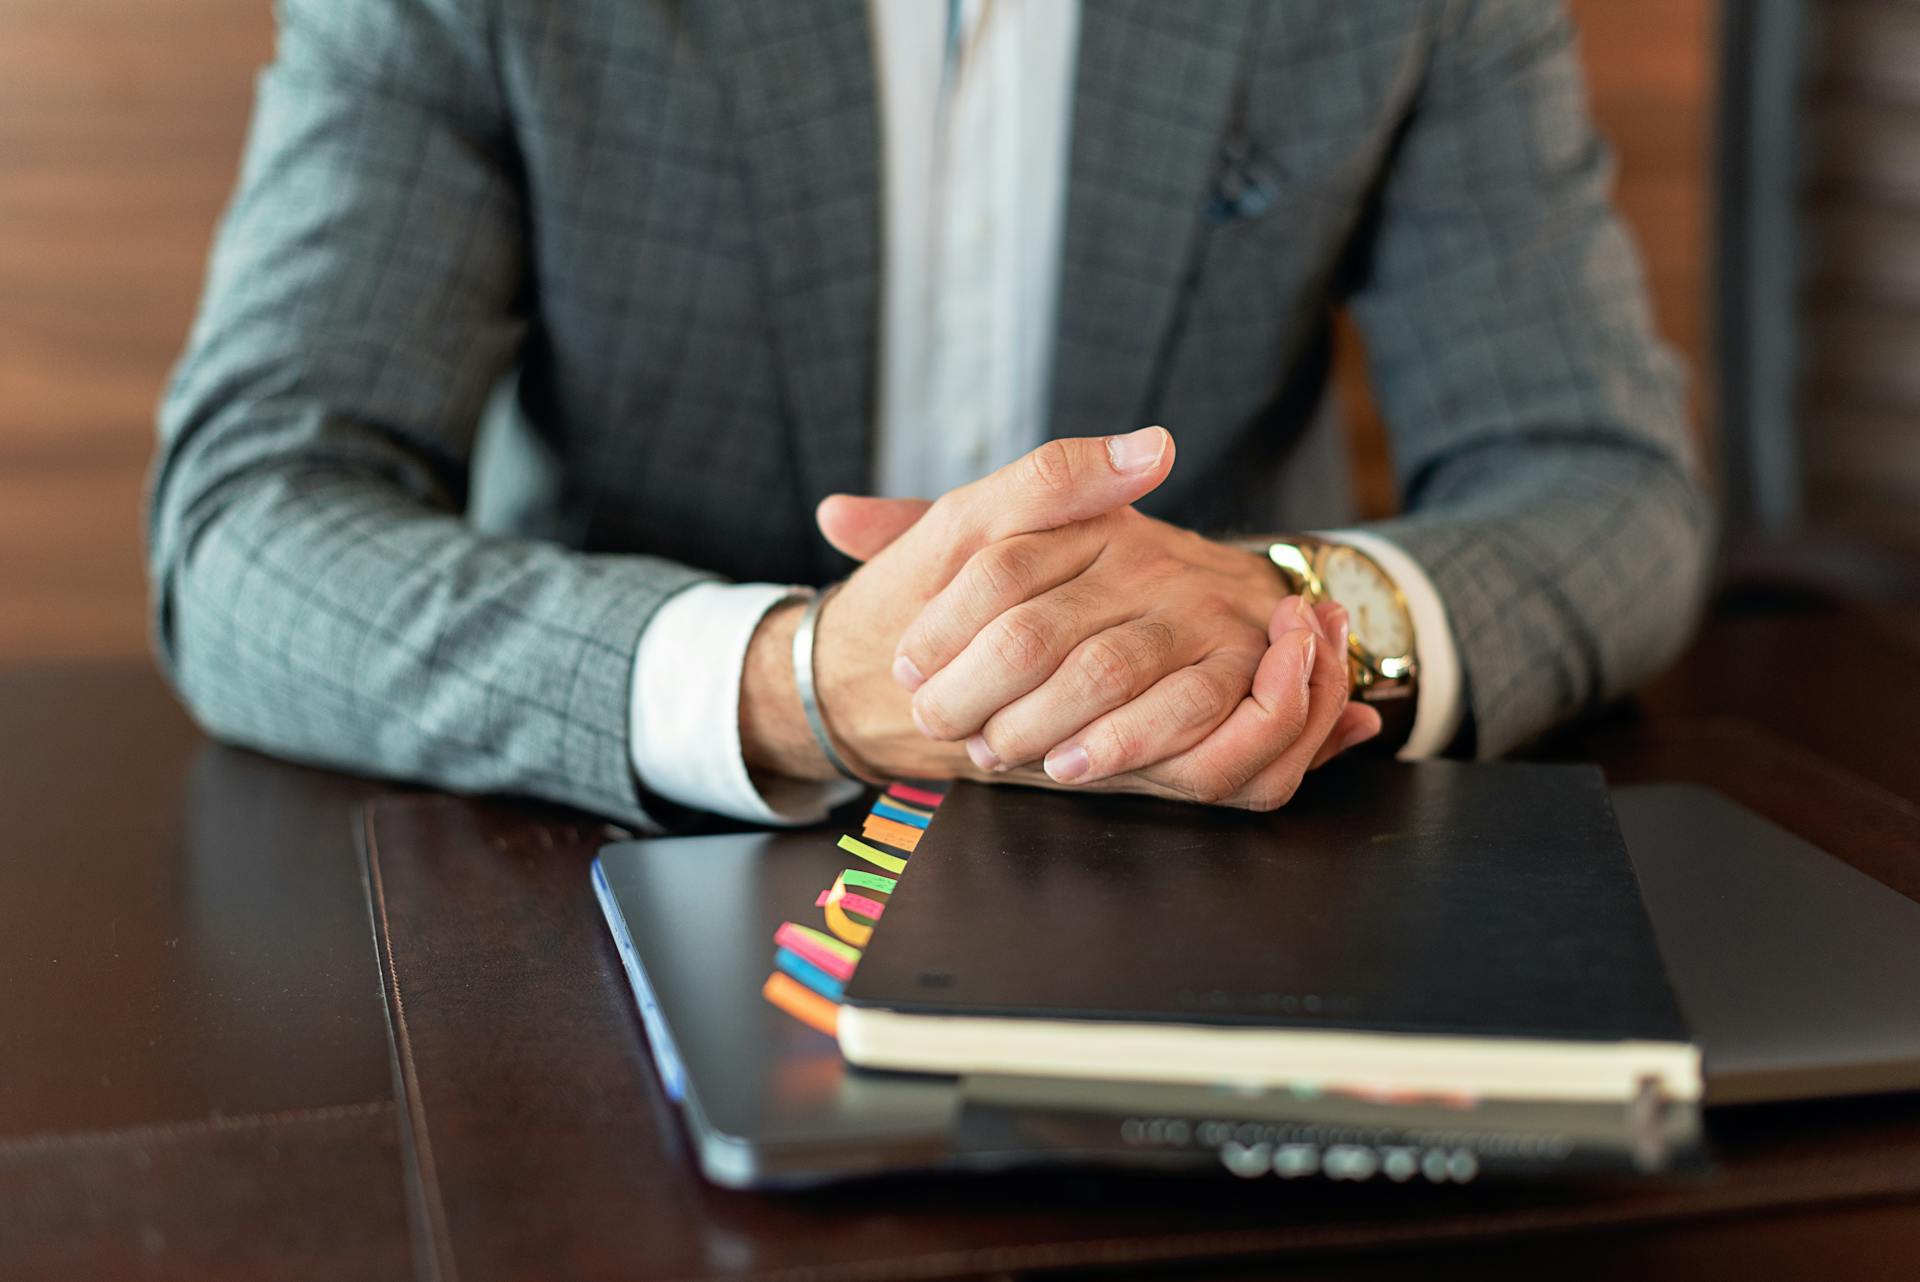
[
  {"x1": 1277, "y1": 696, "x2": 1312, "y2": 743},
  {"x1": 975, "y1": 713, "x2": 1036, "y2": 767},
  {"x1": 1092, "y1": 719, "x2": 1146, "y2": 771},
  {"x1": 987, "y1": 609, "x2": 1056, "y2": 677},
  {"x1": 1169, "y1": 666, "x2": 1233, "y2": 728},
  {"x1": 1076, "y1": 637, "x2": 1138, "y2": 704},
  {"x1": 1176, "y1": 761, "x2": 1241, "y2": 806},
  {"x1": 1023, "y1": 439, "x2": 1078, "y2": 496},
  {"x1": 974, "y1": 538, "x2": 1043, "y2": 603},
  {"x1": 1243, "y1": 772, "x2": 1302, "y2": 814},
  {"x1": 911, "y1": 692, "x2": 963, "y2": 741}
]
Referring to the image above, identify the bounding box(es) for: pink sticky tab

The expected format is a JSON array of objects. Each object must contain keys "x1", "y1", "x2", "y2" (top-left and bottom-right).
[
  {"x1": 887, "y1": 783, "x2": 945, "y2": 809},
  {"x1": 814, "y1": 891, "x2": 830, "y2": 908},
  {"x1": 773, "y1": 922, "x2": 857, "y2": 981},
  {"x1": 840, "y1": 892, "x2": 886, "y2": 920}
]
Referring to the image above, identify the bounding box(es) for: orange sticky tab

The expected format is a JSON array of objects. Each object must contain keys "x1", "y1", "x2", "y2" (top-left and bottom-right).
[
  {"x1": 862, "y1": 814, "x2": 922, "y2": 852},
  {"x1": 762, "y1": 972, "x2": 838, "y2": 1036}
]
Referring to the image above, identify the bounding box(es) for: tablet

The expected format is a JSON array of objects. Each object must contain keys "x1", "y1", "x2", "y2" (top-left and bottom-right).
[
  {"x1": 1614, "y1": 784, "x2": 1920, "y2": 1105},
  {"x1": 593, "y1": 783, "x2": 1920, "y2": 1186}
]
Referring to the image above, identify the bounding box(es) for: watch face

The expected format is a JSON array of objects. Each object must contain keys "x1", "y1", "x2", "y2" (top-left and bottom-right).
[{"x1": 1320, "y1": 546, "x2": 1413, "y2": 659}]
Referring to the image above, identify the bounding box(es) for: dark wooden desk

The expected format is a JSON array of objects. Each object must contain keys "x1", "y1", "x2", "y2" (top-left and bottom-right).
[{"x1": 3, "y1": 607, "x2": 1918, "y2": 1281}]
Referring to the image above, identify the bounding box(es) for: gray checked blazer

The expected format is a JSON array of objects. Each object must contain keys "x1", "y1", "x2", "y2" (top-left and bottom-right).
[{"x1": 150, "y1": 0, "x2": 1713, "y2": 830}]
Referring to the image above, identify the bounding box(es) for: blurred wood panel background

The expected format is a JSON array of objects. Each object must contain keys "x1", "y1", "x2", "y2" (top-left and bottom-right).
[
  {"x1": 0, "y1": 0, "x2": 275, "y2": 660},
  {"x1": 0, "y1": 0, "x2": 1717, "y2": 664}
]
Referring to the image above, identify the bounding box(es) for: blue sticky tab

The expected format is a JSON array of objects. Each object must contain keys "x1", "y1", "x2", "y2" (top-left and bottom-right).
[
  {"x1": 870, "y1": 798, "x2": 931, "y2": 829},
  {"x1": 774, "y1": 946, "x2": 846, "y2": 1002}
]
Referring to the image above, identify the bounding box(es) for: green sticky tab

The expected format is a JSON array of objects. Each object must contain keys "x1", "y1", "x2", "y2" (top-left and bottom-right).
[
  {"x1": 784, "y1": 922, "x2": 863, "y2": 964},
  {"x1": 838, "y1": 834, "x2": 907, "y2": 874},
  {"x1": 841, "y1": 868, "x2": 898, "y2": 895}
]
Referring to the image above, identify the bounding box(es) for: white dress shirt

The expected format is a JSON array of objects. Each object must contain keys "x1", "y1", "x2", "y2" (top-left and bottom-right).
[{"x1": 630, "y1": 0, "x2": 1462, "y2": 825}]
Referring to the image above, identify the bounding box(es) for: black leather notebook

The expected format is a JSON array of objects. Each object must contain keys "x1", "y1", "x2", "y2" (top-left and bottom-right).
[{"x1": 838, "y1": 762, "x2": 1700, "y2": 1105}]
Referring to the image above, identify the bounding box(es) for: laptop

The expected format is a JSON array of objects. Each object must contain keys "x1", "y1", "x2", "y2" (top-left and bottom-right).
[{"x1": 592, "y1": 782, "x2": 1920, "y2": 1188}]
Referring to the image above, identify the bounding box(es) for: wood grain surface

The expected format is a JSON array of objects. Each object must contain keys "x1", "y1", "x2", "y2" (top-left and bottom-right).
[{"x1": 0, "y1": 0, "x2": 1719, "y2": 661}]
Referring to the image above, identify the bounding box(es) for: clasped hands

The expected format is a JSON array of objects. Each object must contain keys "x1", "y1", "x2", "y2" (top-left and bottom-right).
[{"x1": 740, "y1": 428, "x2": 1382, "y2": 810}]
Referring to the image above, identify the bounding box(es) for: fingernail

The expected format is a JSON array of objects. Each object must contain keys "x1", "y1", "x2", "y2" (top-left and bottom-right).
[
  {"x1": 1292, "y1": 596, "x2": 1319, "y2": 635},
  {"x1": 1045, "y1": 743, "x2": 1091, "y2": 782},
  {"x1": 1298, "y1": 632, "x2": 1317, "y2": 701},
  {"x1": 912, "y1": 704, "x2": 935, "y2": 738},
  {"x1": 1107, "y1": 426, "x2": 1166, "y2": 474},
  {"x1": 1327, "y1": 604, "x2": 1349, "y2": 651},
  {"x1": 892, "y1": 653, "x2": 925, "y2": 691},
  {"x1": 965, "y1": 735, "x2": 1001, "y2": 771}
]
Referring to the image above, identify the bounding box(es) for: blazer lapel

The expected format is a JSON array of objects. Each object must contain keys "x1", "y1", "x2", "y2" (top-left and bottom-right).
[
  {"x1": 702, "y1": 1, "x2": 881, "y2": 518},
  {"x1": 1049, "y1": 0, "x2": 1256, "y2": 441}
]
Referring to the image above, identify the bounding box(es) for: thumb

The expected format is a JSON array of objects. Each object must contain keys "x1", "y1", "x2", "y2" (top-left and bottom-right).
[
  {"x1": 925, "y1": 426, "x2": 1177, "y2": 550},
  {"x1": 816, "y1": 494, "x2": 934, "y2": 562}
]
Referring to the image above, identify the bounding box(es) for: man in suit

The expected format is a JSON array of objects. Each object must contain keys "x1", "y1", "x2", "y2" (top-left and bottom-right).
[{"x1": 149, "y1": 0, "x2": 1711, "y2": 831}]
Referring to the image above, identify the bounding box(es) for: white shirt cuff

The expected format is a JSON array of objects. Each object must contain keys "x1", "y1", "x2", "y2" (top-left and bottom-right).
[
  {"x1": 1317, "y1": 528, "x2": 1466, "y2": 761},
  {"x1": 630, "y1": 581, "x2": 860, "y2": 826}
]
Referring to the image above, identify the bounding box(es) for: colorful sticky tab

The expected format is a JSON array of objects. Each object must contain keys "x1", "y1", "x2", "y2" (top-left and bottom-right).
[
  {"x1": 862, "y1": 815, "x2": 923, "y2": 852},
  {"x1": 774, "y1": 946, "x2": 846, "y2": 1002},
  {"x1": 840, "y1": 868, "x2": 897, "y2": 895},
  {"x1": 815, "y1": 889, "x2": 887, "y2": 919},
  {"x1": 838, "y1": 891, "x2": 886, "y2": 920},
  {"x1": 887, "y1": 783, "x2": 945, "y2": 809},
  {"x1": 762, "y1": 972, "x2": 838, "y2": 1037},
  {"x1": 838, "y1": 834, "x2": 907, "y2": 874},
  {"x1": 870, "y1": 798, "x2": 931, "y2": 828},
  {"x1": 824, "y1": 897, "x2": 873, "y2": 949},
  {"x1": 826, "y1": 869, "x2": 893, "y2": 947},
  {"x1": 776, "y1": 920, "x2": 861, "y2": 964},
  {"x1": 773, "y1": 922, "x2": 859, "y2": 979}
]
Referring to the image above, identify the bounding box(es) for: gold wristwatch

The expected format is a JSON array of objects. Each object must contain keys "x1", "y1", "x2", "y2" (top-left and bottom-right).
[{"x1": 1235, "y1": 535, "x2": 1419, "y2": 753}]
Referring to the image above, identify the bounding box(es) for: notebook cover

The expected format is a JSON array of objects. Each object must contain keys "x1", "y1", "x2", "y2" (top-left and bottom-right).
[{"x1": 843, "y1": 761, "x2": 1692, "y2": 1046}]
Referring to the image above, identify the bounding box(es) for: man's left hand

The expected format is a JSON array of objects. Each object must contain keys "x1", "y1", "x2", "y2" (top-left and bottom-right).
[{"x1": 831, "y1": 492, "x2": 1383, "y2": 809}]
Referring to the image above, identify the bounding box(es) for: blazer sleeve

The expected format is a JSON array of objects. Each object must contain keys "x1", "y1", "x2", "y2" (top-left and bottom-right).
[
  {"x1": 147, "y1": 0, "x2": 710, "y2": 828},
  {"x1": 1343, "y1": 0, "x2": 1717, "y2": 757}
]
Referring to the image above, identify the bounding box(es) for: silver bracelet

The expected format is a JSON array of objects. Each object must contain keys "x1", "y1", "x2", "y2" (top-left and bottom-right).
[{"x1": 791, "y1": 583, "x2": 874, "y2": 785}]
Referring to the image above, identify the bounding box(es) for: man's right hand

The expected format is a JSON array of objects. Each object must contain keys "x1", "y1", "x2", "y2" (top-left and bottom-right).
[
  {"x1": 742, "y1": 426, "x2": 1372, "y2": 808},
  {"x1": 740, "y1": 428, "x2": 1179, "y2": 783}
]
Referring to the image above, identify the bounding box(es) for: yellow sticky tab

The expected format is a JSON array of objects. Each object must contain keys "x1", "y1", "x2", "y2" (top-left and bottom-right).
[
  {"x1": 823, "y1": 873, "x2": 874, "y2": 948},
  {"x1": 838, "y1": 834, "x2": 907, "y2": 874},
  {"x1": 862, "y1": 814, "x2": 922, "y2": 852}
]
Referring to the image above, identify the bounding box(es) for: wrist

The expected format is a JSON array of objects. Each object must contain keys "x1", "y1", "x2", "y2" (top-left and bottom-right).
[{"x1": 740, "y1": 598, "x2": 832, "y2": 781}]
